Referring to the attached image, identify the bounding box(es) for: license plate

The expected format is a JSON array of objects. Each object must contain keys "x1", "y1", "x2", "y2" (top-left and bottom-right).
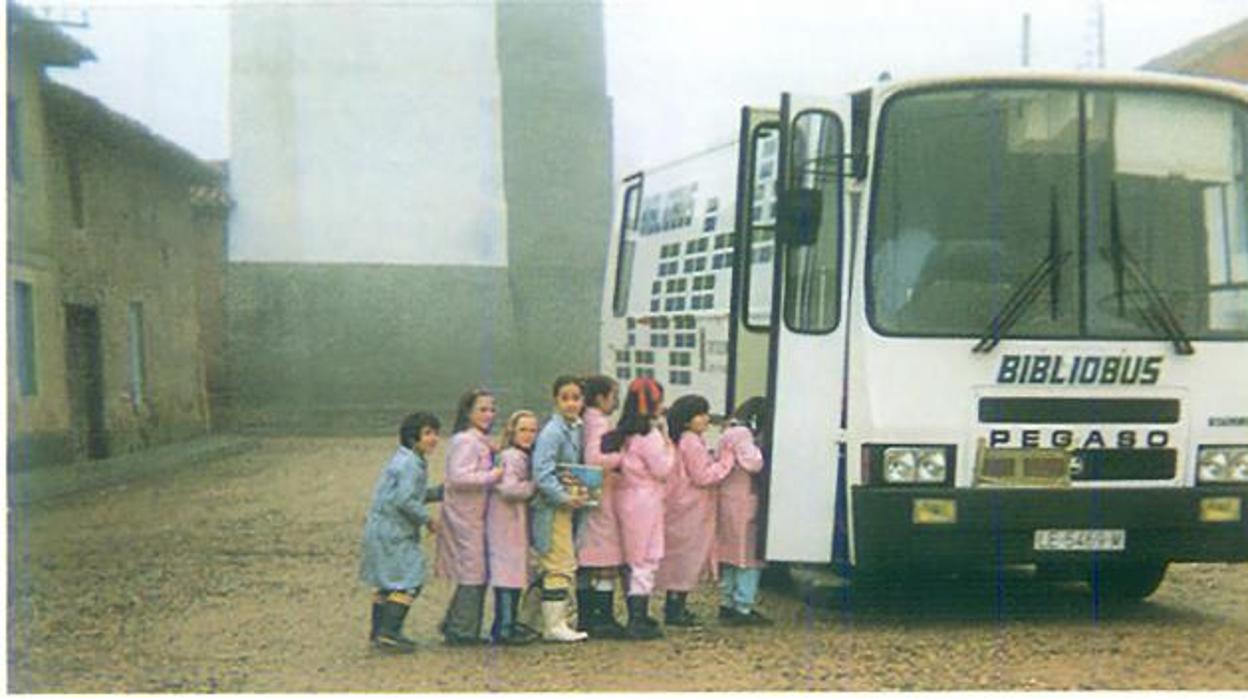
[{"x1": 1033, "y1": 529, "x2": 1126, "y2": 551}]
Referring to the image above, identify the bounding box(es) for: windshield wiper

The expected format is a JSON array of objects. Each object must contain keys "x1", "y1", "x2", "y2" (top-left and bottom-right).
[
  {"x1": 972, "y1": 250, "x2": 1072, "y2": 354},
  {"x1": 1099, "y1": 184, "x2": 1194, "y2": 355},
  {"x1": 973, "y1": 188, "x2": 1070, "y2": 354}
]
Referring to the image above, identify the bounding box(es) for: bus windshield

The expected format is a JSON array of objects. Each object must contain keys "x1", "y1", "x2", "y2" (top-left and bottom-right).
[{"x1": 868, "y1": 85, "x2": 1248, "y2": 341}]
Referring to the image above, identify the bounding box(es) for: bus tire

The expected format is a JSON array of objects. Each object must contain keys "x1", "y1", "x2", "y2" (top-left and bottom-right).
[{"x1": 1088, "y1": 561, "x2": 1168, "y2": 602}]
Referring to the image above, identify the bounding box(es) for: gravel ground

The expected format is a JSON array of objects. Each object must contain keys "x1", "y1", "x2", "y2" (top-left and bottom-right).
[{"x1": 8, "y1": 436, "x2": 1248, "y2": 692}]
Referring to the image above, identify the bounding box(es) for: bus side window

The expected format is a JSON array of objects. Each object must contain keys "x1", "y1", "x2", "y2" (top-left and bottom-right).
[
  {"x1": 612, "y1": 180, "x2": 643, "y2": 317},
  {"x1": 742, "y1": 127, "x2": 779, "y2": 329}
]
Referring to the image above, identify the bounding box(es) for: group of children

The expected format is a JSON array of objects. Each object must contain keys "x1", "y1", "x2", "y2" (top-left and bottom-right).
[{"x1": 357, "y1": 374, "x2": 770, "y2": 653}]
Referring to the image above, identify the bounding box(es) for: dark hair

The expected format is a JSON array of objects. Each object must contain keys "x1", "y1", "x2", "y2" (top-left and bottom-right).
[
  {"x1": 666, "y1": 394, "x2": 710, "y2": 443},
  {"x1": 452, "y1": 388, "x2": 493, "y2": 433},
  {"x1": 551, "y1": 375, "x2": 582, "y2": 397},
  {"x1": 581, "y1": 374, "x2": 618, "y2": 408},
  {"x1": 399, "y1": 412, "x2": 441, "y2": 449},
  {"x1": 601, "y1": 378, "x2": 664, "y2": 453},
  {"x1": 731, "y1": 396, "x2": 768, "y2": 443}
]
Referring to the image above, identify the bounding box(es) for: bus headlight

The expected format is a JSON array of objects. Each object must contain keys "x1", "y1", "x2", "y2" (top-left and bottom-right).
[
  {"x1": 883, "y1": 449, "x2": 917, "y2": 483},
  {"x1": 1197, "y1": 447, "x2": 1248, "y2": 483},
  {"x1": 1233, "y1": 451, "x2": 1248, "y2": 482},
  {"x1": 878, "y1": 446, "x2": 954, "y2": 485},
  {"x1": 917, "y1": 450, "x2": 948, "y2": 483}
]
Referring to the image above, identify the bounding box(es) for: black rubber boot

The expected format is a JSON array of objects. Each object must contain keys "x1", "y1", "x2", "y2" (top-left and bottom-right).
[
  {"x1": 491, "y1": 588, "x2": 538, "y2": 646},
  {"x1": 375, "y1": 602, "x2": 417, "y2": 653},
  {"x1": 575, "y1": 588, "x2": 595, "y2": 632},
  {"x1": 664, "y1": 591, "x2": 701, "y2": 627},
  {"x1": 585, "y1": 589, "x2": 627, "y2": 639},
  {"x1": 369, "y1": 599, "x2": 385, "y2": 642},
  {"x1": 625, "y1": 595, "x2": 663, "y2": 641},
  {"x1": 442, "y1": 584, "x2": 487, "y2": 646}
]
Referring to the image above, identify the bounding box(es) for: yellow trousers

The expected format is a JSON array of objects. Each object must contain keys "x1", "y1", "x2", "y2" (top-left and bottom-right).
[{"x1": 538, "y1": 508, "x2": 576, "y2": 591}]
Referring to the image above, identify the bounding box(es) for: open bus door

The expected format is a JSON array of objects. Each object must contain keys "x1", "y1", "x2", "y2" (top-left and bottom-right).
[
  {"x1": 725, "y1": 107, "x2": 779, "y2": 417},
  {"x1": 757, "y1": 94, "x2": 851, "y2": 567}
]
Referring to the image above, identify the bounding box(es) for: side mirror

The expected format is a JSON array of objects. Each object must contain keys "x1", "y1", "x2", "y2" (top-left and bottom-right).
[{"x1": 778, "y1": 187, "x2": 822, "y2": 247}]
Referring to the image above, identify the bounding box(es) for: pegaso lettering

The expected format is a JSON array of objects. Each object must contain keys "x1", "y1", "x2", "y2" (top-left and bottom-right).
[
  {"x1": 996, "y1": 354, "x2": 1162, "y2": 386},
  {"x1": 988, "y1": 429, "x2": 1170, "y2": 449}
]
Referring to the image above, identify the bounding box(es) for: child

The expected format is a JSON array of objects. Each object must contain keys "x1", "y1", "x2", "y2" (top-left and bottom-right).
[
  {"x1": 574, "y1": 374, "x2": 628, "y2": 639},
  {"x1": 435, "y1": 388, "x2": 503, "y2": 645},
  {"x1": 484, "y1": 410, "x2": 541, "y2": 645},
  {"x1": 656, "y1": 394, "x2": 732, "y2": 626},
  {"x1": 359, "y1": 412, "x2": 442, "y2": 653},
  {"x1": 530, "y1": 376, "x2": 591, "y2": 642},
  {"x1": 715, "y1": 397, "x2": 770, "y2": 625},
  {"x1": 604, "y1": 377, "x2": 675, "y2": 640}
]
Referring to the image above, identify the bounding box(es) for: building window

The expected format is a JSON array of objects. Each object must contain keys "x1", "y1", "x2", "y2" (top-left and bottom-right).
[
  {"x1": 650, "y1": 298, "x2": 660, "y2": 312},
  {"x1": 705, "y1": 197, "x2": 719, "y2": 214},
  {"x1": 652, "y1": 281, "x2": 662, "y2": 296},
  {"x1": 675, "y1": 333, "x2": 696, "y2": 348},
  {"x1": 703, "y1": 216, "x2": 717, "y2": 232},
  {"x1": 8, "y1": 96, "x2": 22, "y2": 183},
  {"x1": 651, "y1": 316, "x2": 670, "y2": 330},
  {"x1": 635, "y1": 351, "x2": 655, "y2": 365},
  {"x1": 670, "y1": 370, "x2": 691, "y2": 385},
  {"x1": 616, "y1": 366, "x2": 631, "y2": 380},
  {"x1": 14, "y1": 282, "x2": 37, "y2": 395},
  {"x1": 616, "y1": 350, "x2": 630, "y2": 363},
  {"x1": 636, "y1": 367, "x2": 655, "y2": 378},
  {"x1": 669, "y1": 352, "x2": 691, "y2": 367},
  {"x1": 628, "y1": 333, "x2": 636, "y2": 347},
  {"x1": 128, "y1": 302, "x2": 147, "y2": 407},
  {"x1": 650, "y1": 334, "x2": 669, "y2": 348},
  {"x1": 68, "y1": 142, "x2": 85, "y2": 228}
]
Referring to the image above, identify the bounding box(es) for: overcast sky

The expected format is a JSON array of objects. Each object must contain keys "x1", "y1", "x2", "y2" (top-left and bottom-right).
[{"x1": 40, "y1": 0, "x2": 1248, "y2": 177}]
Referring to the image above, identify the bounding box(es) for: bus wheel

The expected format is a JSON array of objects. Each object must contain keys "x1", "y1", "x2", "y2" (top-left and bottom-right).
[{"x1": 1088, "y1": 561, "x2": 1168, "y2": 602}]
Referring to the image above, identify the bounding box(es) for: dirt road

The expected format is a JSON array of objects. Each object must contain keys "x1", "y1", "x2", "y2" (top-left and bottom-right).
[{"x1": 8, "y1": 437, "x2": 1248, "y2": 692}]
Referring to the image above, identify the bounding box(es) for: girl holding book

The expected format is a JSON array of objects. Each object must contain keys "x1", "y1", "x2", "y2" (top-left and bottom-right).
[{"x1": 530, "y1": 375, "x2": 591, "y2": 642}]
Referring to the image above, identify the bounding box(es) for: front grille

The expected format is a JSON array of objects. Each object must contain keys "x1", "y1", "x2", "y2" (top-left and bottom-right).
[
  {"x1": 978, "y1": 398, "x2": 1180, "y2": 424},
  {"x1": 1071, "y1": 449, "x2": 1176, "y2": 481}
]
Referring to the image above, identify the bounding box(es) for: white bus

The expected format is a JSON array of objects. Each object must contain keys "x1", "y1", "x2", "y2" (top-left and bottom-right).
[{"x1": 601, "y1": 71, "x2": 1248, "y2": 600}]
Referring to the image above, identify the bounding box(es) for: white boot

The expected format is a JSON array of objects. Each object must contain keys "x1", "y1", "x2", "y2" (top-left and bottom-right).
[{"x1": 541, "y1": 600, "x2": 588, "y2": 642}]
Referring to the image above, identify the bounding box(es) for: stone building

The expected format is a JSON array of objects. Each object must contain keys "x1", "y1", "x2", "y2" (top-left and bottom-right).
[
  {"x1": 224, "y1": 0, "x2": 612, "y2": 430},
  {"x1": 7, "y1": 5, "x2": 230, "y2": 468}
]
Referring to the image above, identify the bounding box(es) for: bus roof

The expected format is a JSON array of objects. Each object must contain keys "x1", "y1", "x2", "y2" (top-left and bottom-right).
[{"x1": 870, "y1": 69, "x2": 1248, "y2": 104}]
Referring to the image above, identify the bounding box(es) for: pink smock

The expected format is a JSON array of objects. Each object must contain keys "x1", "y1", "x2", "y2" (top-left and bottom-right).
[
  {"x1": 435, "y1": 429, "x2": 502, "y2": 584},
  {"x1": 576, "y1": 407, "x2": 626, "y2": 567},
  {"x1": 485, "y1": 447, "x2": 536, "y2": 589},
  {"x1": 613, "y1": 429, "x2": 674, "y2": 570},
  {"x1": 715, "y1": 426, "x2": 766, "y2": 568},
  {"x1": 656, "y1": 430, "x2": 732, "y2": 591}
]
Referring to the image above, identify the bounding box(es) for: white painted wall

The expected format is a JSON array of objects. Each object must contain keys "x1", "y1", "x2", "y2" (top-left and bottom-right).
[{"x1": 228, "y1": 3, "x2": 508, "y2": 266}]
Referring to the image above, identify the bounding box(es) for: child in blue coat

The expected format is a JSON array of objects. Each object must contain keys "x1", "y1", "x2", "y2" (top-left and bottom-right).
[{"x1": 359, "y1": 412, "x2": 441, "y2": 653}]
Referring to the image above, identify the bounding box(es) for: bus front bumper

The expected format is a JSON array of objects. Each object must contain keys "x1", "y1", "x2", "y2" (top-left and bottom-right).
[{"x1": 851, "y1": 486, "x2": 1248, "y2": 571}]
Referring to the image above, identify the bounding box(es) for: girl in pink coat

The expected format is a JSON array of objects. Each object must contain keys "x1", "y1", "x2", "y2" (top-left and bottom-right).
[
  {"x1": 485, "y1": 410, "x2": 541, "y2": 645},
  {"x1": 435, "y1": 388, "x2": 503, "y2": 645},
  {"x1": 574, "y1": 375, "x2": 628, "y2": 638},
  {"x1": 715, "y1": 397, "x2": 771, "y2": 625},
  {"x1": 656, "y1": 394, "x2": 732, "y2": 626},
  {"x1": 603, "y1": 377, "x2": 674, "y2": 640}
]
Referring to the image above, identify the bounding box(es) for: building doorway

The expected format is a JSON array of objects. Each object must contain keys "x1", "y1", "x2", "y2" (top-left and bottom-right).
[{"x1": 64, "y1": 303, "x2": 107, "y2": 460}]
